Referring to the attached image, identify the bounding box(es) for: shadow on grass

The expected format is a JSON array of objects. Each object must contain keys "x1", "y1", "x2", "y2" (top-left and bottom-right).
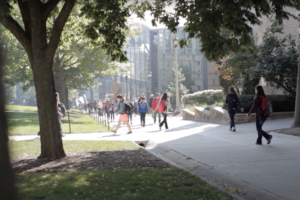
[{"x1": 12, "y1": 149, "x2": 171, "y2": 174}]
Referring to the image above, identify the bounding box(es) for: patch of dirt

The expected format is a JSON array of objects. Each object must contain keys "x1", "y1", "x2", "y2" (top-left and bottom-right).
[
  {"x1": 11, "y1": 149, "x2": 171, "y2": 174},
  {"x1": 272, "y1": 127, "x2": 300, "y2": 137}
]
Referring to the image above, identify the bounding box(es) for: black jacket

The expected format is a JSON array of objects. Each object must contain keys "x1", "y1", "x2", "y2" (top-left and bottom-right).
[{"x1": 225, "y1": 93, "x2": 241, "y2": 111}]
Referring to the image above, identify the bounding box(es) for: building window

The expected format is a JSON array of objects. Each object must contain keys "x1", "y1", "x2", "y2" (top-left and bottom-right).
[{"x1": 277, "y1": 18, "x2": 283, "y2": 26}]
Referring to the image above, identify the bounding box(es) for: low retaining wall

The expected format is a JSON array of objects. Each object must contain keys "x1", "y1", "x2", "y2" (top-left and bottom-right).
[{"x1": 183, "y1": 106, "x2": 294, "y2": 124}]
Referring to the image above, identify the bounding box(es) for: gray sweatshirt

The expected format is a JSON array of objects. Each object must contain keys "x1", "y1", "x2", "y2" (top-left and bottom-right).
[{"x1": 115, "y1": 101, "x2": 125, "y2": 114}]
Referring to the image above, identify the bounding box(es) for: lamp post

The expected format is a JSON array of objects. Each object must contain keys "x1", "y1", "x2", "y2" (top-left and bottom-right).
[
  {"x1": 148, "y1": 71, "x2": 152, "y2": 99},
  {"x1": 125, "y1": 75, "x2": 128, "y2": 100},
  {"x1": 173, "y1": 38, "x2": 179, "y2": 112}
]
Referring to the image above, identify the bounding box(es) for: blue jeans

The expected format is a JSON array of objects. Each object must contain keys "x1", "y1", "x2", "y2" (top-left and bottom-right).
[
  {"x1": 110, "y1": 111, "x2": 115, "y2": 121},
  {"x1": 228, "y1": 110, "x2": 236, "y2": 128},
  {"x1": 256, "y1": 116, "x2": 271, "y2": 142}
]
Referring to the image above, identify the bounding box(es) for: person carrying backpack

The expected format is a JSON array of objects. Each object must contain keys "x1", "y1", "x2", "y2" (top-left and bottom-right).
[
  {"x1": 247, "y1": 85, "x2": 272, "y2": 145},
  {"x1": 112, "y1": 94, "x2": 132, "y2": 134},
  {"x1": 157, "y1": 93, "x2": 173, "y2": 130},
  {"x1": 138, "y1": 97, "x2": 149, "y2": 127},
  {"x1": 225, "y1": 86, "x2": 244, "y2": 132}
]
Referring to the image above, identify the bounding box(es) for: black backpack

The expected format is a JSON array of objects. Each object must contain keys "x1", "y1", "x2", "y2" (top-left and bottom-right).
[
  {"x1": 58, "y1": 102, "x2": 66, "y2": 117},
  {"x1": 228, "y1": 95, "x2": 238, "y2": 110},
  {"x1": 124, "y1": 103, "x2": 132, "y2": 114}
]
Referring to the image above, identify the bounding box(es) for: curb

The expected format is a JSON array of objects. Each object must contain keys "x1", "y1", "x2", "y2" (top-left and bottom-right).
[{"x1": 146, "y1": 144, "x2": 285, "y2": 200}]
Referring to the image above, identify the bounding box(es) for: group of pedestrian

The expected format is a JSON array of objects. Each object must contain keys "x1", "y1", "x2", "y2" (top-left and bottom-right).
[
  {"x1": 226, "y1": 85, "x2": 273, "y2": 145},
  {"x1": 111, "y1": 92, "x2": 173, "y2": 134}
]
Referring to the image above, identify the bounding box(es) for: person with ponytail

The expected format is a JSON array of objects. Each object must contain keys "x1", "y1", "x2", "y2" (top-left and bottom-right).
[{"x1": 247, "y1": 85, "x2": 272, "y2": 145}]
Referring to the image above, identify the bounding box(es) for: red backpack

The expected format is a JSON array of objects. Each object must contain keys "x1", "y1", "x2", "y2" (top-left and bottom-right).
[{"x1": 260, "y1": 96, "x2": 271, "y2": 117}]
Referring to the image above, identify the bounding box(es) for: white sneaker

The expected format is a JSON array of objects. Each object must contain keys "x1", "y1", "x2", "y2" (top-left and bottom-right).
[{"x1": 232, "y1": 127, "x2": 236, "y2": 132}]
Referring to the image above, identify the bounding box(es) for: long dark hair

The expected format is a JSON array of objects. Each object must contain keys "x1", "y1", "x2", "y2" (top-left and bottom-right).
[
  {"x1": 228, "y1": 86, "x2": 237, "y2": 95},
  {"x1": 161, "y1": 93, "x2": 168, "y2": 101},
  {"x1": 256, "y1": 85, "x2": 266, "y2": 97}
]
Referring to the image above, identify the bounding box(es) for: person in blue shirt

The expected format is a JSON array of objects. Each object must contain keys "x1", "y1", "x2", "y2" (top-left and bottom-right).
[{"x1": 138, "y1": 97, "x2": 149, "y2": 127}]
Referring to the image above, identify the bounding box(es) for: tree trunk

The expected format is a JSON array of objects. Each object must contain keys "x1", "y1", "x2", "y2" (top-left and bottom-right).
[
  {"x1": 65, "y1": 87, "x2": 69, "y2": 109},
  {"x1": 292, "y1": 52, "x2": 300, "y2": 127},
  {"x1": 33, "y1": 60, "x2": 66, "y2": 159},
  {"x1": 0, "y1": 44, "x2": 18, "y2": 200}
]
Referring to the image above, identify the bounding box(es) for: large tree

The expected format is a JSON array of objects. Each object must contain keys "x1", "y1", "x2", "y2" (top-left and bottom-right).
[
  {"x1": 144, "y1": 0, "x2": 299, "y2": 126},
  {"x1": 0, "y1": 0, "x2": 136, "y2": 159},
  {"x1": 0, "y1": 35, "x2": 18, "y2": 200}
]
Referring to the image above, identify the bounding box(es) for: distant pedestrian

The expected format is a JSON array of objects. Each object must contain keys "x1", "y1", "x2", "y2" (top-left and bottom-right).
[
  {"x1": 109, "y1": 100, "x2": 116, "y2": 122},
  {"x1": 126, "y1": 99, "x2": 134, "y2": 125},
  {"x1": 138, "y1": 97, "x2": 149, "y2": 127},
  {"x1": 225, "y1": 86, "x2": 244, "y2": 132},
  {"x1": 158, "y1": 93, "x2": 172, "y2": 130},
  {"x1": 247, "y1": 85, "x2": 272, "y2": 145},
  {"x1": 112, "y1": 95, "x2": 132, "y2": 134},
  {"x1": 152, "y1": 93, "x2": 161, "y2": 124},
  {"x1": 148, "y1": 94, "x2": 154, "y2": 115}
]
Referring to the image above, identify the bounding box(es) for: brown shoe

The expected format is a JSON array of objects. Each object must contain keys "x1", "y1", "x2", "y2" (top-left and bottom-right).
[{"x1": 127, "y1": 131, "x2": 132, "y2": 134}]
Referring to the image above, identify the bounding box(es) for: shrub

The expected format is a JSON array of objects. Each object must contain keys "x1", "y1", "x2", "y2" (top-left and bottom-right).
[
  {"x1": 223, "y1": 95, "x2": 295, "y2": 113},
  {"x1": 182, "y1": 90, "x2": 224, "y2": 107}
]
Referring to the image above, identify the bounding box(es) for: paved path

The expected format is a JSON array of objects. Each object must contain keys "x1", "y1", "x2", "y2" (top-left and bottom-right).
[{"x1": 10, "y1": 115, "x2": 300, "y2": 200}]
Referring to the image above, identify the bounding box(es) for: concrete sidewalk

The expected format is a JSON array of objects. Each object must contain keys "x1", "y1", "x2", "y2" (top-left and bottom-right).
[{"x1": 10, "y1": 115, "x2": 300, "y2": 200}]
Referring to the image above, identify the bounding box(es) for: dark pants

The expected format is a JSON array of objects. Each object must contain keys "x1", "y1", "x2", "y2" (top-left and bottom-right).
[
  {"x1": 159, "y1": 113, "x2": 168, "y2": 129},
  {"x1": 140, "y1": 113, "x2": 146, "y2": 126},
  {"x1": 110, "y1": 111, "x2": 115, "y2": 121},
  {"x1": 128, "y1": 113, "x2": 132, "y2": 123},
  {"x1": 256, "y1": 117, "x2": 271, "y2": 143},
  {"x1": 228, "y1": 110, "x2": 236, "y2": 128},
  {"x1": 153, "y1": 111, "x2": 161, "y2": 123}
]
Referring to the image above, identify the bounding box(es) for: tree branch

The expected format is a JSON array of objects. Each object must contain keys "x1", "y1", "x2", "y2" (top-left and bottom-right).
[
  {"x1": 0, "y1": 15, "x2": 32, "y2": 59},
  {"x1": 62, "y1": 56, "x2": 74, "y2": 65},
  {"x1": 46, "y1": 0, "x2": 76, "y2": 62},
  {"x1": 42, "y1": 0, "x2": 61, "y2": 20},
  {"x1": 62, "y1": 61, "x2": 78, "y2": 68}
]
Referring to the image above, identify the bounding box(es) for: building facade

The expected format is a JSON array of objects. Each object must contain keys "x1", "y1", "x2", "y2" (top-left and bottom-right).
[{"x1": 95, "y1": 23, "x2": 221, "y2": 101}]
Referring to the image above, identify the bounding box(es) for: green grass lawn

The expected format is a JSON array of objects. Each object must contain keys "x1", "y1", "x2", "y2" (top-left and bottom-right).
[
  {"x1": 16, "y1": 168, "x2": 235, "y2": 200},
  {"x1": 7, "y1": 112, "x2": 109, "y2": 135},
  {"x1": 9, "y1": 140, "x2": 139, "y2": 157},
  {"x1": 5, "y1": 105, "x2": 38, "y2": 112}
]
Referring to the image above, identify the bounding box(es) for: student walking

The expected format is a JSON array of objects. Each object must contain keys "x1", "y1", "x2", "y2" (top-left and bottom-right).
[
  {"x1": 112, "y1": 95, "x2": 132, "y2": 134},
  {"x1": 226, "y1": 86, "x2": 244, "y2": 132},
  {"x1": 138, "y1": 97, "x2": 149, "y2": 127},
  {"x1": 152, "y1": 93, "x2": 161, "y2": 123},
  {"x1": 158, "y1": 93, "x2": 172, "y2": 130},
  {"x1": 108, "y1": 100, "x2": 116, "y2": 122},
  {"x1": 247, "y1": 85, "x2": 272, "y2": 145}
]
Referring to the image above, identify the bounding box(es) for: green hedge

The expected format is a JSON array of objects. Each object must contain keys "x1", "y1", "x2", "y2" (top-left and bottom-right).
[
  {"x1": 223, "y1": 95, "x2": 295, "y2": 113},
  {"x1": 182, "y1": 90, "x2": 223, "y2": 107}
]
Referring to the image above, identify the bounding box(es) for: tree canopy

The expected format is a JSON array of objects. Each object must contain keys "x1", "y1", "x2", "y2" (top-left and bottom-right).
[{"x1": 144, "y1": 0, "x2": 299, "y2": 61}]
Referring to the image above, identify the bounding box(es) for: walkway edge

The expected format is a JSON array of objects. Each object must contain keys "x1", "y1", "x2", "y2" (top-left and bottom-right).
[{"x1": 146, "y1": 144, "x2": 285, "y2": 200}]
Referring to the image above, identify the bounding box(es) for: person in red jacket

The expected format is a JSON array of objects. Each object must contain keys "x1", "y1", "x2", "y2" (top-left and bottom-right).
[{"x1": 152, "y1": 93, "x2": 161, "y2": 124}]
